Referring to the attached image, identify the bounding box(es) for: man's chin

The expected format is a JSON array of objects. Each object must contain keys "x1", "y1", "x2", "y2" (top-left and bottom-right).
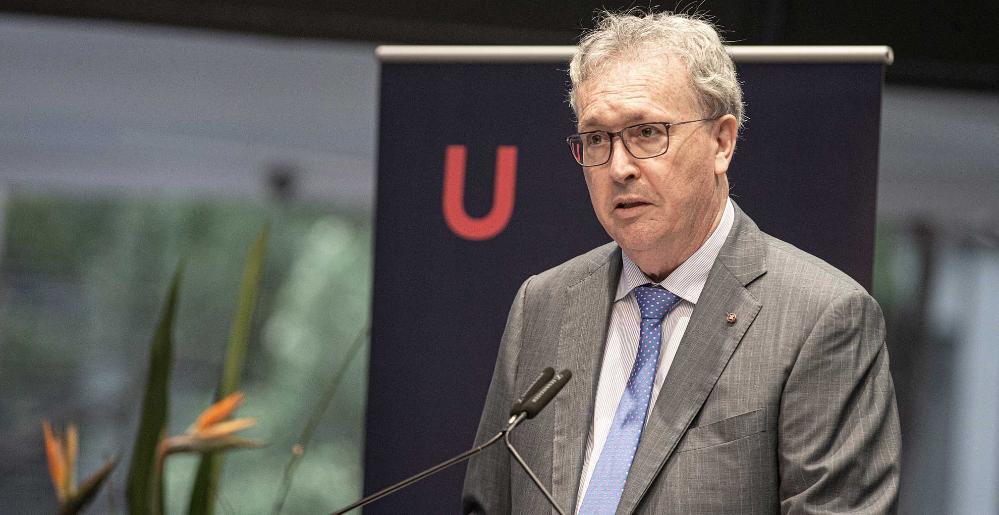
[{"x1": 610, "y1": 232, "x2": 660, "y2": 256}]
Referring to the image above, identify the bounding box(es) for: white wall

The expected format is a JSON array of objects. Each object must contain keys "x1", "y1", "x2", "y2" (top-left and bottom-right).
[{"x1": 0, "y1": 14, "x2": 378, "y2": 207}]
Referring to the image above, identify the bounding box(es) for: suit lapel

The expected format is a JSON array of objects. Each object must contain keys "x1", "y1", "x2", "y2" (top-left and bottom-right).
[
  {"x1": 552, "y1": 247, "x2": 621, "y2": 514},
  {"x1": 616, "y1": 205, "x2": 767, "y2": 514}
]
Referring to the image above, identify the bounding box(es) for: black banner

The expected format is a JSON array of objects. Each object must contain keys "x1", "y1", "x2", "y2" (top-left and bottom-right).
[{"x1": 365, "y1": 53, "x2": 884, "y2": 513}]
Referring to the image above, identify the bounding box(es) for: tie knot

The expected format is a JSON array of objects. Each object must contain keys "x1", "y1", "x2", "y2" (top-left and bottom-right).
[{"x1": 634, "y1": 285, "x2": 680, "y2": 320}]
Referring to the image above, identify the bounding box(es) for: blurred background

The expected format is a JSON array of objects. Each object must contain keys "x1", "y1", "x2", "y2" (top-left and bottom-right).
[{"x1": 0, "y1": 1, "x2": 996, "y2": 513}]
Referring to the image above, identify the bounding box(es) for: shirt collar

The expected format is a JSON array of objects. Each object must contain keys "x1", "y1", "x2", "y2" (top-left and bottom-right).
[{"x1": 615, "y1": 198, "x2": 735, "y2": 305}]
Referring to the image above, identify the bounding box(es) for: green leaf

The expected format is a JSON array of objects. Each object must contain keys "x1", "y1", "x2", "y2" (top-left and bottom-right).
[
  {"x1": 187, "y1": 454, "x2": 219, "y2": 515},
  {"x1": 126, "y1": 264, "x2": 182, "y2": 515},
  {"x1": 189, "y1": 226, "x2": 269, "y2": 515},
  {"x1": 220, "y1": 224, "x2": 268, "y2": 396},
  {"x1": 59, "y1": 456, "x2": 119, "y2": 515}
]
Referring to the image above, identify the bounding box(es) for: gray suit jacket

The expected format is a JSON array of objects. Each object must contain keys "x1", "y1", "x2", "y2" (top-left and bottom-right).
[{"x1": 463, "y1": 204, "x2": 900, "y2": 514}]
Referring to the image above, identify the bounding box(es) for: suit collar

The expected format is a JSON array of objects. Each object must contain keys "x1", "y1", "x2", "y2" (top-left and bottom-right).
[{"x1": 715, "y1": 200, "x2": 768, "y2": 288}]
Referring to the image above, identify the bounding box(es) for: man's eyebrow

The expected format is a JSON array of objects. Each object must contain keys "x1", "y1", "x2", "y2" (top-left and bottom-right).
[
  {"x1": 576, "y1": 116, "x2": 601, "y2": 129},
  {"x1": 578, "y1": 113, "x2": 656, "y2": 130}
]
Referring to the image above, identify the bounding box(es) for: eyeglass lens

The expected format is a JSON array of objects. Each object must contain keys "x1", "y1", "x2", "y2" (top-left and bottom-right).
[{"x1": 569, "y1": 123, "x2": 670, "y2": 166}]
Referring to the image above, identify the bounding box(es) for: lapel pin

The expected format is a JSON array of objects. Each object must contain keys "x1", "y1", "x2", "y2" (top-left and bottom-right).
[{"x1": 726, "y1": 313, "x2": 737, "y2": 324}]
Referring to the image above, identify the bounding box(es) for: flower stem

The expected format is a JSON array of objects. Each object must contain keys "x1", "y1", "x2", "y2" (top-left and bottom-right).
[{"x1": 270, "y1": 325, "x2": 369, "y2": 515}]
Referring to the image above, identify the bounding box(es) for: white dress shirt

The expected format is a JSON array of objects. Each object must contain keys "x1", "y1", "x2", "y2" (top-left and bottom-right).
[{"x1": 575, "y1": 199, "x2": 735, "y2": 510}]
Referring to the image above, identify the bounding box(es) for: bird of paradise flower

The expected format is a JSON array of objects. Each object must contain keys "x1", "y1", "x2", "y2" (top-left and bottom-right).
[
  {"x1": 44, "y1": 392, "x2": 261, "y2": 514},
  {"x1": 160, "y1": 391, "x2": 263, "y2": 457},
  {"x1": 42, "y1": 421, "x2": 118, "y2": 515}
]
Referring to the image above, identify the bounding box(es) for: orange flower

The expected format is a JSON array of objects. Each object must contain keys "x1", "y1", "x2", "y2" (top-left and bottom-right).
[
  {"x1": 41, "y1": 421, "x2": 117, "y2": 514},
  {"x1": 160, "y1": 391, "x2": 262, "y2": 456},
  {"x1": 42, "y1": 420, "x2": 78, "y2": 502}
]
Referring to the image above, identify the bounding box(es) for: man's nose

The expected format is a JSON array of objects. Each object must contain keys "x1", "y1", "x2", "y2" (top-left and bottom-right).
[{"x1": 607, "y1": 136, "x2": 639, "y2": 183}]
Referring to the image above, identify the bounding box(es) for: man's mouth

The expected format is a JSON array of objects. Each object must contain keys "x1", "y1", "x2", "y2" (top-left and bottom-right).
[{"x1": 615, "y1": 201, "x2": 649, "y2": 209}]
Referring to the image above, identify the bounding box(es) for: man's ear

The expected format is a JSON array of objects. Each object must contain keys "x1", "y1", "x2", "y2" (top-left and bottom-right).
[{"x1": 713, "y1": 114, "x2": 738, "y2": 176}]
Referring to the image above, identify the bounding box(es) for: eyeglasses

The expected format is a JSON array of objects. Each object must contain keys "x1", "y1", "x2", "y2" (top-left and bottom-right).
[{"x1": 566, "y1": 118, "x2": 715, "y2": 167}]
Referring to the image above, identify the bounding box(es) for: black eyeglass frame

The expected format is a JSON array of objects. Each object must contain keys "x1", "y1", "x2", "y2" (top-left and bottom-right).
[{"x1": 565, "y1": 117, "x2": 717, "y2": 167}]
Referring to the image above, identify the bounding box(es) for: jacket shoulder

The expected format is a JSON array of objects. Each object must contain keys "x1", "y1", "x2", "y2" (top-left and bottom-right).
[
  {"x1": 529, "y1": 241, "x2": 619, "y2": 290},
  {"x1": 757, "y1": 232, "x2": 870, "y2": 300}
]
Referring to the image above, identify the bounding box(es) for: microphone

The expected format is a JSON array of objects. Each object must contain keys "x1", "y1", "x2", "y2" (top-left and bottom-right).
[
  {"x1": 504, "y1": 369, "x2": 572, "y2": 515},
  {"x1": 519, "y1": 369, "x2": 572, "y2": 419},
  {"x1": 509, "y1": 367, "x2": 554, "y2": 417},
  {"x1": 331, "y1": 367, "x2": 571, "y2": 515}
]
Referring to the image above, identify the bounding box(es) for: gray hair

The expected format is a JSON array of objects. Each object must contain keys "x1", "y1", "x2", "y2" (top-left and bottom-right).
[{"x1": 568, "y1": 10, "x2": 745, "y2": 129}]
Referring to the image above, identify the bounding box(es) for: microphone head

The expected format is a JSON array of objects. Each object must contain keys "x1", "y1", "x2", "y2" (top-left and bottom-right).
[
  {"x1": 510, "y1": 367, "x2": 555, "y2": 417},
  {"x1": 522, "y1": 369, "x2": 572, "y2": 419}
]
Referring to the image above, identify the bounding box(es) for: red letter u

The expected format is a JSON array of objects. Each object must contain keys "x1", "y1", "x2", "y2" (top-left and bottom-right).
[{"x1": 442, "y1": 145, "x2": 517, "y2": 241}]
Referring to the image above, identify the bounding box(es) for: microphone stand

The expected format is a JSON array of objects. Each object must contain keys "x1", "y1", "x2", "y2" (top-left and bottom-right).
[
  {"x1": 331, "y1": 429, "x2": 504, "y2": 515},
  {"x1": 332, "y1": 368, "x2": 572, "y2": 515},
  {"x1": 504, "y1": 413, "x2": 566, "y2": 515},
  {"x1": 332, "y1": 413, "x2": 569, "y2": 515}
]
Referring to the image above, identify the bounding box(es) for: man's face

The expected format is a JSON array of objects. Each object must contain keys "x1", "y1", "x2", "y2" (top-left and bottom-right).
[{"x1": 574, "y1": 55, "x2": 732, "y2": 268}]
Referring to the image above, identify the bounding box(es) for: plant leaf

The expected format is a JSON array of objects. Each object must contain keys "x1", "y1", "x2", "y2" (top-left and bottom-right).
[
  {"x1": 58, "y1": 456, "x2": 119, "y2": 515},
  {"x1": 220, "y1": 225, "x2": 268, "y2": 396},
  {"x1": 189, "y1": 226, "x2": 268, "y2": 515},
  {"x1": 126, "y1": 264, "x2": 182, "y2": 515},
  {"x1": 188, "y1": 450, "x2": 219, "y2": 515}
]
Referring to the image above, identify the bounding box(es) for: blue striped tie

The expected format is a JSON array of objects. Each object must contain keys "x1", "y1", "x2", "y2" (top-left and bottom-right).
[{"x1": 578, "y1": 285, "x2": 680, "y2": 514}]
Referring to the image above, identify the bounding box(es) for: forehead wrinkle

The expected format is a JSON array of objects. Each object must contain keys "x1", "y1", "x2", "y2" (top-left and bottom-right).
[
  {"x1": 576, "y1": 85, "x2": 666, "y2": 129},
  {"x1": 576, "y1": 56, "x2": 698, "y2": 131},
  {"x1": 579, "y1": 110, "x2": 648, "y2": 130},
  {"x1": 577, "y1": 92, "x2": 687, "y2": 130}
]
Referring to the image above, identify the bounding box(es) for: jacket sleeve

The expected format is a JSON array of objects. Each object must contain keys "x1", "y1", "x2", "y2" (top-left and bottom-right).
[
  {"x1": 462, "y1": 277, "x2": 532, "y2": 514},
  {"x1": 779, "y1": 288, "x2": 901, "y2": 514}
]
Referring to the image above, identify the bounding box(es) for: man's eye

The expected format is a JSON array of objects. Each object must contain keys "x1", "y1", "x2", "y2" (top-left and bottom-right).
[
  {"x1": 638, "y1": 125, "x2": 661, "y2": 137},
  {"x1": 586, "y1": 133, "x2": 606, "y2": 145}
]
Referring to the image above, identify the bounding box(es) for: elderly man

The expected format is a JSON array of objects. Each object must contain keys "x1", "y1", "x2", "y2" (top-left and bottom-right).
[{"x1": 462, "y1": 10, "x2": 900, "y2": 515}]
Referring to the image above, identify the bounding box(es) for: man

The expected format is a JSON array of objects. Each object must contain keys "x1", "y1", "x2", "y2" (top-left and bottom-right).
[{"x1": 463, "y1": 10, "x2": 900, "y2": 515}]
